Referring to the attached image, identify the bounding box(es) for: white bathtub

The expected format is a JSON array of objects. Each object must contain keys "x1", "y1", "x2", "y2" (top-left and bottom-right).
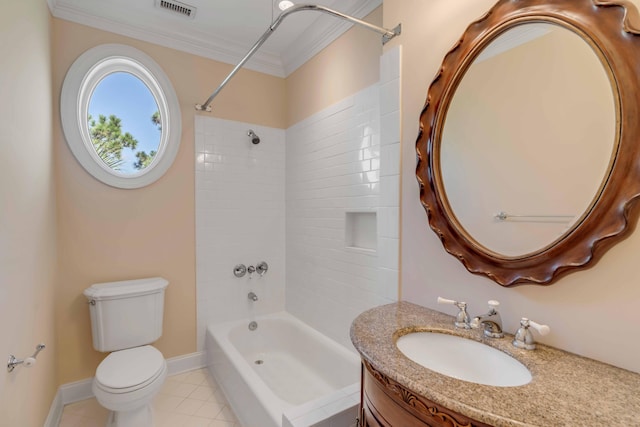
[{"x1": 206, "y1": 312, "x2": 360, "y2": 427}]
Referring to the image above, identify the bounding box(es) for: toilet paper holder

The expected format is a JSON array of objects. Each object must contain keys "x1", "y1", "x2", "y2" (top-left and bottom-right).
[{"x1": 7, "y1": 343, "x2": 45, "y2": 372}]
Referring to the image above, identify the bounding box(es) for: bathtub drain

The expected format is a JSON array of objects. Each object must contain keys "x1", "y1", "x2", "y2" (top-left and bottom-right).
[
  {"x1": 254, "y1": 359, "x2": 264, "y2": 365},
  {"x1": 248, "y1": 321, "x2": 258, "y2": 331}
]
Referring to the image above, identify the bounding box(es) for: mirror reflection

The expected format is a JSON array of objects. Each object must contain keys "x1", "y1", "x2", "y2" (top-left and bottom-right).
[{"x1": 440, "y1": 23, "x2": 616, "y2": 257}]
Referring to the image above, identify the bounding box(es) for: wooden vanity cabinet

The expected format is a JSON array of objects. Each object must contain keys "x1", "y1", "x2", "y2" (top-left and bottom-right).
[{"x1": 360, "y1": 361, "x2": 491, "y2": 427}]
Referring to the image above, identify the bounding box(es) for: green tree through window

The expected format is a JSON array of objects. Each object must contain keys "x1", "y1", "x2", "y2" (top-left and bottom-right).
[
  {"x1": 88, "y1": 114, "x2": 137, "y2": 170},
  {"x1": 134, "y1": 150, "x2": 156, "y2": 169},
  {"x1": 61, "y1": 46, "x2": 181, "y2": 188},
  {"x1": 87, "y1": 72, "x2": 162, "y2": 174},
  {"x1": 88, "y1": 111, "x2": 160, "y2": 171}
]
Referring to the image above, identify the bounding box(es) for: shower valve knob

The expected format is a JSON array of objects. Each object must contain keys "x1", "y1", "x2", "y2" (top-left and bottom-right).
[
  {"x1": 233, "y1": 264, "x2": 247, "y2": 278},
  {"x1": 256, "y1": 261, "x2": 268, "y2": 276}
]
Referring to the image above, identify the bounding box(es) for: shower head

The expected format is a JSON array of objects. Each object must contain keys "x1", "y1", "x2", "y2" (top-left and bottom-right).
[{"x1": 248, "y1": 130, "x2": 260, "y2": 144}]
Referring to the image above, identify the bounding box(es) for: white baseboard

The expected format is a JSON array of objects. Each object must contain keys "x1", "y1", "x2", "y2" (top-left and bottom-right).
[
  {"x1": 43, "y1": 378, "x2": 94, "y2": 427},
  {"x1": 166, "y1": 350, "x2": 207, "y2": 376},
  {"x1": 60, "y1": 378, "x2": 94, "y2": 404},
  {"x1": 44, "y1": 351, "x2": 206, "y2": 425},
  {"x1": 43, "y1": 389, "x2": 63, "y2": 427}
]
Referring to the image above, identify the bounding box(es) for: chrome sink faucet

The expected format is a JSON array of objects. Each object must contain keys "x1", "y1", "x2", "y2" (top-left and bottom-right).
[{"x1": 471, "y1": 300, "x2": 504, "y2": 338}]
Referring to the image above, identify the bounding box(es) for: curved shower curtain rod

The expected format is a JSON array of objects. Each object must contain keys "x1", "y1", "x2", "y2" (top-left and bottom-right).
[{"x1": 195, "y1": 4, "x2": 401, "y2": 111}]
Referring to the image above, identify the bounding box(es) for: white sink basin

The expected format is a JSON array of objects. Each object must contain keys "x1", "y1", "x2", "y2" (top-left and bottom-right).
[{"x1": 396, "y1": 332, "x2": 531, "y2": 387}]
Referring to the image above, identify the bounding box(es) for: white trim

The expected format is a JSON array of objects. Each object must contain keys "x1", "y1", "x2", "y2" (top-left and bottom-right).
[
  {"x1": 60, "y1": 378, "x2": 95, "y2": 405},
  {"x1": 60, "y1": 44, "x2": 182, "y2": 189},
  {"x1": 48, "y1": 351, "x2": 207, "y2": 410},
  {"x1": 49, "y1": 1, "x2": 285, "y2": 77},
  {"x1": 44, "y1": 351, "x2": 206, "y2": 425},
  {"x1": 282, "y1": 0, "x2": 383, "y2": 76},
  {"x1": 43, "y1": 390, "x2": 63, "y2": 427},
  {"x1": 47, "y1": 0, "x2": 381, "y2": 78},
  {"x1": 166, "y1": 351, "x2": 207, "y2": 376}
]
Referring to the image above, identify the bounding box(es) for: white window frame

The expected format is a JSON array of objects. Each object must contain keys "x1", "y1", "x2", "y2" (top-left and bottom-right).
[{"x1": 61, "y1": 44, "x2": 182, "y2": 189}]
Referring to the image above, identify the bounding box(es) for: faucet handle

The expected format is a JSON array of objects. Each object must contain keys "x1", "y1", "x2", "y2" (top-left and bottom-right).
[
  {"x1": 488, "y1": 300, "x2": 500, "y2": 311},
  {"x1": 437, "y1": 297, "x2": 457, "y2": 305},
  {"x1": 437, "y1": 297, "x2": 471, "y2": 329},
  {"x1": 513, "y1": 318, "x2": 550, "y2": 350},
  {"x1": 528, "y1": 319, "x2": 550, "y2": 336},
  {"x1": 256, "y1": 261, "x2": 268, "y2": 277}
]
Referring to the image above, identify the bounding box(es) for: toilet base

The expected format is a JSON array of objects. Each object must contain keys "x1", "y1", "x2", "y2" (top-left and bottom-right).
[
  {"x1": 106, "y1": 405, "x2": 153, "y2": 427},
  {"x1": 93, "y1": 348, "x2": 167, "y2": 427}
]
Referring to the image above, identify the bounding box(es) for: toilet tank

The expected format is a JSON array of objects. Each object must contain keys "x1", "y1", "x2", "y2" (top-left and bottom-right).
[{"x1": 84, "y1": 277, "x2": 169, "y2": 352}]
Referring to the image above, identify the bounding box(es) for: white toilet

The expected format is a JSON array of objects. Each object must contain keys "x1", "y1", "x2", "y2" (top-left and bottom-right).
[{"x1": 84, "y1": 277, "x2": 169, "y2": 427}]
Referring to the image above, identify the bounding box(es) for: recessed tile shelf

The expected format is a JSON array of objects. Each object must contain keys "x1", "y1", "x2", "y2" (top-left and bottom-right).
[{"x1": 345, "y1": 211, "x2": 377, "y2": 254}]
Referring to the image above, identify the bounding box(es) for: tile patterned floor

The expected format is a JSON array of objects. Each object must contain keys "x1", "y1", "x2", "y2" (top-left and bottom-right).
[{"x1": 58, "y1": 368, "x2": 241, "y2": 427}]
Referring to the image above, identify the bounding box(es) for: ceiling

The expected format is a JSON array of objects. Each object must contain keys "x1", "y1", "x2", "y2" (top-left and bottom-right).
[{"x1": 47, "y1": 0, "x2": 382, "y2": 77}]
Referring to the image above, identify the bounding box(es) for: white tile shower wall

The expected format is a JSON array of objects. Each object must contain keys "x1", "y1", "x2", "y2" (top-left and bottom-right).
[
  {"x1": 286, "y1": 47, "x2": 401, "y2": 350},
  {"x1": 378, "y1": 46, "x2": 402, "y2": 303},
  {"x1": 195, "y1": 116, "x2": 286, "y2": 350}
]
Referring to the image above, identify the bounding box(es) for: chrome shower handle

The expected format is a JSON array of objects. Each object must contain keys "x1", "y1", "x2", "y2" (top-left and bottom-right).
[
  {"x1": 233, "y1": 264, "x2": 247, "y2": 278},
  {"x1": 256, "y1": 261, "x2": 268, "y2": 277}
]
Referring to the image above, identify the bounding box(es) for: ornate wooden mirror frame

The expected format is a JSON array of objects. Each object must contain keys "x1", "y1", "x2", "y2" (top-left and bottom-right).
[{"x1": 416, "y1": 0, "x2": 640, "y2": 286}]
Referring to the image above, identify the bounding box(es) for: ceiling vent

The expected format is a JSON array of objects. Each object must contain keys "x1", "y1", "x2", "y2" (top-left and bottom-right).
[{"x1": 155, "y1": 0, "x2": 197, "y2": 19}]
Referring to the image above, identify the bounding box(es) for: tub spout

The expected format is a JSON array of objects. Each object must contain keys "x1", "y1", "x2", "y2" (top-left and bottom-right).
[{"x1": 248, "y1": 292, "x2": 258, "y2": 302}]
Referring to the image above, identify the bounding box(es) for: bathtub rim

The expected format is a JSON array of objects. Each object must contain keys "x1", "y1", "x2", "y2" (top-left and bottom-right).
[{"x1": 206, "y1": 311, "x2": 360, "y2": 426}]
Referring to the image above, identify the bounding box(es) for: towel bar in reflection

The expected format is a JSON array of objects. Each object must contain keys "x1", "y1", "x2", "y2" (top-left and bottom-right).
[{"x1": 494, "y1": 211, "x2": 575, "y2": 222}]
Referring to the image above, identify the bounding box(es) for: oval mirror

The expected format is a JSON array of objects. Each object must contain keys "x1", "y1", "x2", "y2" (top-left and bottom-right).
[
  {"x1": 416, "y1": 0, "x2": 640, "y2": 286},
  {"x1": 440, "y1": 23, "x2": 616, "y2": 258}
]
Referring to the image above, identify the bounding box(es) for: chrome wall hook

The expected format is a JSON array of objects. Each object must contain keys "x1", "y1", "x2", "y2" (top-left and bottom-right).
[{"x1": 7, "y1": 343, "x2": 45, "y2": 372}]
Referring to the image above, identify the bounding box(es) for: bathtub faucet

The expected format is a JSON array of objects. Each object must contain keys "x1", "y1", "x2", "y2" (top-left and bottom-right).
[{"x1": 248, "y1": 292, "x2": 258, "y2": 302}]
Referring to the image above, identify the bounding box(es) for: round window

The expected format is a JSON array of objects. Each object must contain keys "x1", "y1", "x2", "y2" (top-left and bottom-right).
[{"x1": 61, "y1": 44, "x2": 181, "y2": 189}]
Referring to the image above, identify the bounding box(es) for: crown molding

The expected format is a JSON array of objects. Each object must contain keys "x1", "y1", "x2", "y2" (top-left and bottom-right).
[
  {"x1": 47, "y1": 0, "x2": 382, "y2": 78},
  {"x1": 281, "y1": 0, "x2": 383, "y2": 75},
  {"x1": 47, "y1": 0, "x2": 285, "y2": 77}
]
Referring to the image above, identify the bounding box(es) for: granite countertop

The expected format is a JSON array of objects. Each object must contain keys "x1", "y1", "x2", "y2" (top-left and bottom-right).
[{"x1": 350, "y1": 301, "x2": 640, "y2": 427}]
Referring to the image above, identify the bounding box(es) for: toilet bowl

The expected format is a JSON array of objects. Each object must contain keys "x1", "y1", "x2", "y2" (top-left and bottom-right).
[
  {"x1": 92, "y1": 345, "x2": 167, "y2": 427},
  {"x1": 84, "y1": 277, "x2": 169, "y2": 427}
]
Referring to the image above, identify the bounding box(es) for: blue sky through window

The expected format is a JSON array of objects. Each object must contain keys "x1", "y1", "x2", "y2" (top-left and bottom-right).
[{"x1": 88, "y1": 72, "x2": 161, "y2": 173}]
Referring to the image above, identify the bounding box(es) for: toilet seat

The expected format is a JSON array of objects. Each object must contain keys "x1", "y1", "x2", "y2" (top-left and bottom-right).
[{"x1": 95, "y1": 345, "x2": 165, "y2": 394}]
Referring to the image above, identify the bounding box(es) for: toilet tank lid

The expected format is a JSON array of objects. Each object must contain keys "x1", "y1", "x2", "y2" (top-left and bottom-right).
[{"x1": 83, "y1": 277, "x2": 168, "y2": 300}]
